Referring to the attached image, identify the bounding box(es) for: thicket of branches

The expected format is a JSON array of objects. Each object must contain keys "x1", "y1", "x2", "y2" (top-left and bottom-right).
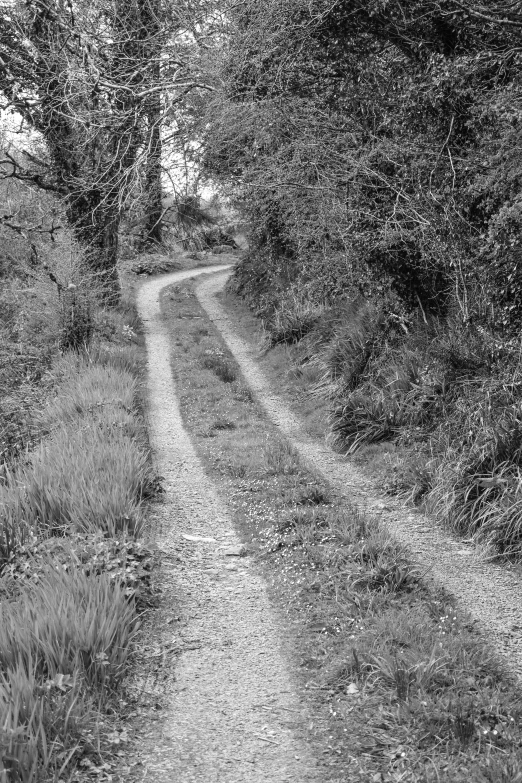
[
  {"x1": 0, "y1": 0, "x2": 219, "y2": 296},
  {"x1": 205, "y1": 0, "x2": 522, "y2": 330}
]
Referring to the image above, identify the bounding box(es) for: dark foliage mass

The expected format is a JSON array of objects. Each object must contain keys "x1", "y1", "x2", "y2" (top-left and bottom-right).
[
  {"x1": 205, "y1": 1, "x2": 522, "y2": 556},
  {"x1": 207, "y1": 0, "x2": 522, "y2": 327}
]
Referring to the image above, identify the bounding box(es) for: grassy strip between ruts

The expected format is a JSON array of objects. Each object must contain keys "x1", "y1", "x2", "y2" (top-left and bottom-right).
[
  {"x1": 162, "y1": 278, "x2": 522, "y2": 783},
  {"x1": 0, "y1": 289, "x2": 156, "y2": 782}
]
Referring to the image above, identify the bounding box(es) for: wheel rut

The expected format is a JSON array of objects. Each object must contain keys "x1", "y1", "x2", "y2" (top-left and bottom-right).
[
  {"x1": 136, "y1": 266, "x2": 320, "y2": 783},
  {"x1": 136, "y1": 263, "x2": 522, "y2": 782}
]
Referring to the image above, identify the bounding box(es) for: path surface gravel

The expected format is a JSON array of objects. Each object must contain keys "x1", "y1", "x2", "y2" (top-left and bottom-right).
[
  {"x1": 196, "y1": 270, "x2": 522, "y2": 683},
  {"x1": 136, "y1": 266, "x2": 320, "y2": 783}
]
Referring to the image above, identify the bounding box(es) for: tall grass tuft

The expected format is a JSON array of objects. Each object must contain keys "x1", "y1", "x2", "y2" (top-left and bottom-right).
[
  {"x1": 0, "y1": 565, "x2": 139, "y2": 688},
  {"x1": 263, "y1": 292, "x2": 325, "y2": 347},
  {"x1": 1, "y1": 422, "x2": 150, "y2": 538},
  {"x1": 39, "y1": 358, "x2": 138, "y2": 435},
  {"x1": 0, "y1": 563, "x2": 138, "y2": 781},
  {"x1": 201, "y1": 352, "x2": 237, "y2": 383},
  {"x1": 0, "y1": 663, "x2": 91, "y2": 783}
]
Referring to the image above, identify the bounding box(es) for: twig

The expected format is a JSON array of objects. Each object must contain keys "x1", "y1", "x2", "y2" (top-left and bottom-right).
[
  {"x1": 415, "y1": 292, "x2": 428, "y2": 326},
  {"x1": 254, "y1": 734, "x2": 281, "y2": 746}
]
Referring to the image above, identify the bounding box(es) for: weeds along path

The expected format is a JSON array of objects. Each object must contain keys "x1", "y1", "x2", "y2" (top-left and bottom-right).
[
  {"x1": 197, "y1": 270, "x2": 522, "y2": 682},
  {"x1": 136, "y1": 265, "x2": 320, "y2": 783}
]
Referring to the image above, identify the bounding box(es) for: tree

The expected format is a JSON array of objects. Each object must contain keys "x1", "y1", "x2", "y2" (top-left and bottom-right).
[
  {"x1": 0, "y1": 0, "x2": 220, "y2": 295},
  {"x1": 0, "y1": 0, "x2": 148, "y2": 294}
]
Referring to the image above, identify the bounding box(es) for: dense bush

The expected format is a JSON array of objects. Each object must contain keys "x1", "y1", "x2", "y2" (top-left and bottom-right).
[{"x1": 206, "y1": 0, "x2": 522, "y2": 328}]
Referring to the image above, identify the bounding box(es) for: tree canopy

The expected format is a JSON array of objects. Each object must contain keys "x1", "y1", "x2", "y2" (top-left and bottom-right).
[
  {"x1": 0, "y1": 0, "x2": 219, "y2": 294},
  {"x1": 204, "y1": 0, "x2": 522, "y2": 329}
]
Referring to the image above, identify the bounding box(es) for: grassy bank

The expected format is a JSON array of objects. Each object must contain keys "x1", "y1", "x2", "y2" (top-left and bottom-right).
[
  {"x1": 227, "y1": 260, "x2": 522, "y2": 564},
  {"x1": 0, "y1": 264, "x2": 155, "y2": 781},
  {"x1": 160, "y1": 277, "x2": 522, "y2": 782}
]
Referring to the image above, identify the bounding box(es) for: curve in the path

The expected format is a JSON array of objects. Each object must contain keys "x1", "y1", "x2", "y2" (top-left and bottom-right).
[
  {"x1": 197, "y1": 270, "x2": 522, "y2": 683},
  {"x1": 137, "y1": 266, "x2": 320, "y2": 783}
]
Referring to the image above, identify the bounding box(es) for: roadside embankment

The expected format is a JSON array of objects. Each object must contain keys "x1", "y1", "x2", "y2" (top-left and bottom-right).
[{"x1": 0, "y1": 274, "x2": 154, "y2": 782}]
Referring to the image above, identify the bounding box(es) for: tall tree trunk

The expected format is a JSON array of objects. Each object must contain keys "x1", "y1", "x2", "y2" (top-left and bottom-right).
[
  {"x1": 141, "y1": 89, "x2": 163, "y2": 247},
  {"x1": 139, "y1": 1, "x2": 163, "y2": 249},
  {"x1": 66, "y1": 189, "x2": 121, "y2": 301}
]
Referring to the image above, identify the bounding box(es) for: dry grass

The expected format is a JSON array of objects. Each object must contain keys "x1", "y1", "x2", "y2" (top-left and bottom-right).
[{"x1": 162, "y1": 279, "x2": 522, "y2": 781}]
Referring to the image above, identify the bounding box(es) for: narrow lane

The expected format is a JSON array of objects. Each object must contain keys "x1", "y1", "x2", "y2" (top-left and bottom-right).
[{"x1": 136, "y1": 266, "x2": 320, "y2": 783}]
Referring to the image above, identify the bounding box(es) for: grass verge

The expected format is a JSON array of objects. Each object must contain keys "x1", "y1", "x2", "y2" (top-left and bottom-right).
[
  {"x1": 161, "y1": 278, "x2": 522, "y2": 782},
  {"x1": 0, "y1": 275, "x2": 155, "y2": 781}
]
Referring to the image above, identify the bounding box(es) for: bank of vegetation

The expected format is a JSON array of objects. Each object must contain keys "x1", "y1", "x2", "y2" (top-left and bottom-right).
[
  {"x1": 203, "y1": 0, "x2": 522, "y2": 559},
  {"x1": 0, "y1": 177, "x2": 156, "y2": 780}
]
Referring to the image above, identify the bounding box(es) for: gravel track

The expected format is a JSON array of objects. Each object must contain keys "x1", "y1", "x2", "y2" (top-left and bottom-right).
[
  {"x1": 136, "y1": 266, "x2": 320, "y2": 783},
  {"x1": 196, "y1": 270, "x2": 522, "y2": 683}
]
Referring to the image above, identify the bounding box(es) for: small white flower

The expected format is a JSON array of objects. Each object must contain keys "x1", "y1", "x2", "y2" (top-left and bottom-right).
[{"x1": 122, "y1": 324, "x2": 137, "y2": 340}]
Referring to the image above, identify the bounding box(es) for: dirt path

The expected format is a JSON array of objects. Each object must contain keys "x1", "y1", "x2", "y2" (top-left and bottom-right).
[
  {"x1": 136, "y1": 266, "x2": 320, "y2": 783},
  {"x1": 196, "y1": 270, "x2": 522, "y2": 683}
]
